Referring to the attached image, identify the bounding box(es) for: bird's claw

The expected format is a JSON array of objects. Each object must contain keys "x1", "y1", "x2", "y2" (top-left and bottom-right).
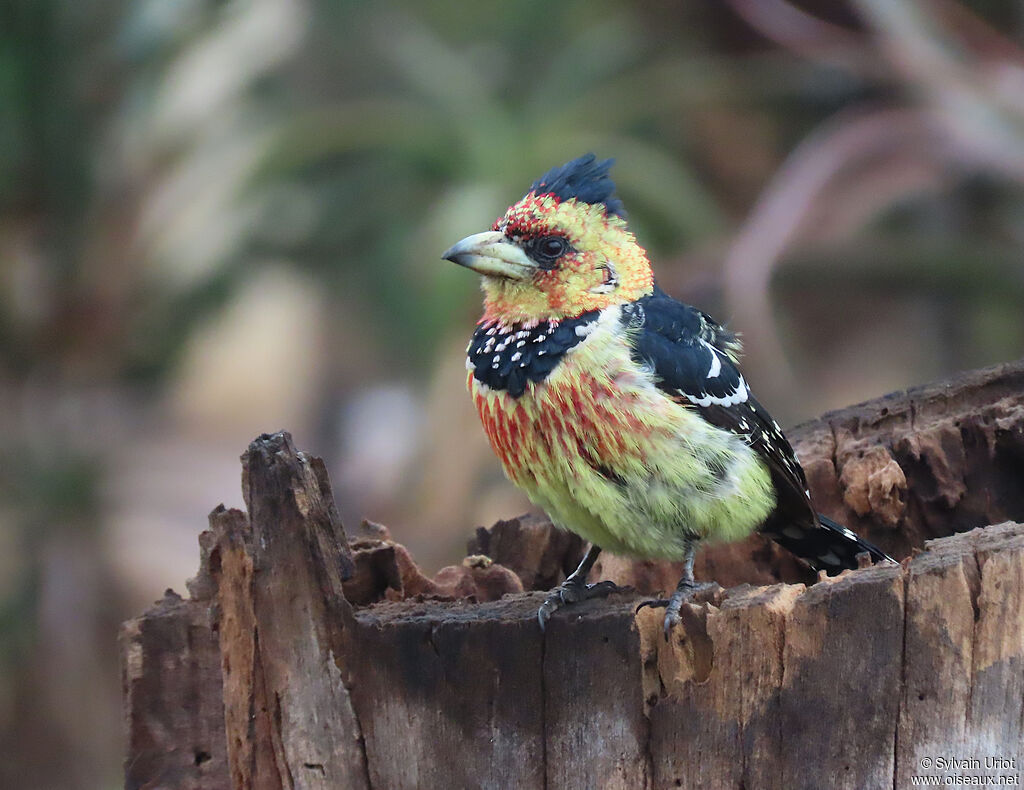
[
  {"x1": 636, "y1": 581, "x2": 718, "y2": 640},
  {"x1": 635, "y1": 596, "x2": 686, "y2": 641},
  {"x1": 634, "y1": 598, "x2": 670, "y2": 613},
  {"x1": 537, "y1": 579, "x2": 620, "y2": 630}
]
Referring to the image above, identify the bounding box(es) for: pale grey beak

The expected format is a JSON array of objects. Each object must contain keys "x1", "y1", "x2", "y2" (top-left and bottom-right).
[{"x1": 441, "y1": 230, "x2": 536, "y2": 280}]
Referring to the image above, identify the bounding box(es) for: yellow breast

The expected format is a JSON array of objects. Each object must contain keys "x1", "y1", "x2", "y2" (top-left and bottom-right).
[{"x1": 468, "y1": 308, "x2": 775, "y2": 559}]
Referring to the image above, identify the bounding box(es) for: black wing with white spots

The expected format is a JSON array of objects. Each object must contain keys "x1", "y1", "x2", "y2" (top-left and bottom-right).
[
  {"x1": 621, "y1": 286, "x2": 751, "y2": 409},
  {"x1": 621, "y1": 286, "x2": 894, "y2": 573},
  {"x1": 620, "y1": 288, "x2": 806, "y2": 496}
]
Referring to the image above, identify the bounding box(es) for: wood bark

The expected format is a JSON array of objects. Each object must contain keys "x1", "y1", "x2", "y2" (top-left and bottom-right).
[
  {"x1": 121, "y1": 361, "x2": 1024, "y2": 789},
  {"x1": 121, "y1": 534, "x2": 227, "y2": 790}
]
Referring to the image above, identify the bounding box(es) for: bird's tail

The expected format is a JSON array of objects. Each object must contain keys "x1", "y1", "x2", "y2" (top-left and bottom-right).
[{"x1": 764, "y1": 513, "x2": 896, "y2": 575}]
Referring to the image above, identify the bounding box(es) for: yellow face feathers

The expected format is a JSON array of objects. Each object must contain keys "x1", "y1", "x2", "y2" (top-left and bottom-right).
[
  {"x1": 472, "y1": 192, "x2": 654, "y2": 324},
  {"x1": 442, "y1": 155, "x2": 653, "y2": 324}
]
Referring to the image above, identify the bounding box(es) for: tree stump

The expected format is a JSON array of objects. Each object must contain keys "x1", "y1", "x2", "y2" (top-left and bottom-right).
[{"x1": 121, "y1": 361, "x2": 1024, "y2": 790}]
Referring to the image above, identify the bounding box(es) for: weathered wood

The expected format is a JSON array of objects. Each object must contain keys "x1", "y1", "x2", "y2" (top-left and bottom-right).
[
  {"x1": 207, "y1": 506, "x2": 274, "y2": 790},
  {"x1": 126, "y1": 518, "x2": 1024, "y2": 790},
  {"x1": 347, "y1": 596, "x2": 545, "y2": 790},
  {"x1": 640, "y1": 584, "x2": 801, "y2": 790},
  {"x1": 122, "y1": 362, "x2": 1024, "y2": 790},
  {"x1": 794, "y1": 359, "x2": 1024, "y2": 564},
  {"x1": 214, "y1": 433, "x2": 370, "y2": 790},
  {"x1": 467, "y1": 513, "x2": 586, "y2": 591},
  {"x1": 777, "y1": 565, "x2": 905, "y2": 790},
  {"x1": 896, "y1": 530, "x2": 978, "y2": 787},
  {"x1": 120, "y1": 527, "x2": 228, "y2": 790},
  {"x1": 966, "y1": 526, "x2": 1024, "y2": 753},
  {"x1": 544, "y1": 602, "x2": 651, "y2": 789}
]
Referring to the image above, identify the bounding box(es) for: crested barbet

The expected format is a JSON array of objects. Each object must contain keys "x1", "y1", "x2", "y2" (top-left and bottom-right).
[{"x1": 443, "y1": 154, "x2": 895, "y2": 633}]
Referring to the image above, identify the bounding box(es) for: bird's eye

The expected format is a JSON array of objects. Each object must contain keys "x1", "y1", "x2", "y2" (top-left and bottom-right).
[
  {"x1": 529, "y1": 235, "x2": 571, "y2": 269},
  {"x1": 540, "y1": 237, "x2": 566, "y2": 258}
]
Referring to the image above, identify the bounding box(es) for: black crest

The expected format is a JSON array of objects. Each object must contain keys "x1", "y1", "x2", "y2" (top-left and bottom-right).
[{"x1": 530, "y1": 153, "x2": 624, "y2": 217}]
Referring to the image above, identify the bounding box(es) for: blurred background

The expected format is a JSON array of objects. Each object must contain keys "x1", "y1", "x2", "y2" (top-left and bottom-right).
[{"x1": 2, "y1": 0, "x2": 1024, "y2": 786}]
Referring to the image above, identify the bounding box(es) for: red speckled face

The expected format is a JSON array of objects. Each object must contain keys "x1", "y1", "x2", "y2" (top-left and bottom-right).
[{"x1": 473, "y1": 191, "x2": 653, "y2": 325}]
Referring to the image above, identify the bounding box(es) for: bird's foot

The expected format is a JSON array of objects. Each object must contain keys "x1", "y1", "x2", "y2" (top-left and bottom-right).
[
  {"x1": 636, "y1": 581, "x2": 720, "y2": 639},
  {"x1": 537, "y1": 577, "x2": 621, "y2": 630}
]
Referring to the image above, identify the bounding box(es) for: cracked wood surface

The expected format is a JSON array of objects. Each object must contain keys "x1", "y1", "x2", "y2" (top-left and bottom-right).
[
  {"x1": 120, "y1": 588, "x2": 227, "y2": 790},
  {"x1": 221, "y1": 433, "x2": 369, "y2": 790},
  {"x1": 121, "y1": 360, "x2": 1024, "y2": 790},
  {"x1": 342, "y1": 527, "x2": 1023, "y2": 790}
]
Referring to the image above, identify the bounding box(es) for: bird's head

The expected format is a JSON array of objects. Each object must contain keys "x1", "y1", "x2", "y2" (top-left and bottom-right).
[{"x1": 443, "y1": 154, "x2": 654, "y2": 325}]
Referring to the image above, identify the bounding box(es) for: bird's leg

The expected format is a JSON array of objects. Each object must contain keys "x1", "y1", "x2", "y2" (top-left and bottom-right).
[
  {"x1": 636, "y1": 540, "x2": 718, "y2": 638},
  {"x1": 537, "y1": 544, "x2": 620, "y2": 629}
]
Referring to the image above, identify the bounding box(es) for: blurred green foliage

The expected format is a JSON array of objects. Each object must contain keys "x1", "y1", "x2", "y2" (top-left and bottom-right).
[{"x1": 251, "y1": 0, "x2": 737, "y2": 366}]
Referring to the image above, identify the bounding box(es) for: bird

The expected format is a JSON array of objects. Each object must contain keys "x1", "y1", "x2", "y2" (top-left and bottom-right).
[{"x1": 442, "y1": 153, "x2": 895, "y2": 634}]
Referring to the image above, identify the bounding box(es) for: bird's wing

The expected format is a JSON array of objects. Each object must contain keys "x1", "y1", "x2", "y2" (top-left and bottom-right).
[
  {"x1": 621, "y1": 287, "x2": 896, "y2": 571},
  {"x1": 621, "y1": 287, "x2": 811, "y2": 510},
  {"x1": 695, "y1": 308, "x2": 743, "y2": 363}
]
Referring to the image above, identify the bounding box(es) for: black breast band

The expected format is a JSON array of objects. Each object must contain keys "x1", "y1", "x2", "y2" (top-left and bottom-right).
[{"x1": 467, "y1": 310, "x2": 601, "y2": 397}]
